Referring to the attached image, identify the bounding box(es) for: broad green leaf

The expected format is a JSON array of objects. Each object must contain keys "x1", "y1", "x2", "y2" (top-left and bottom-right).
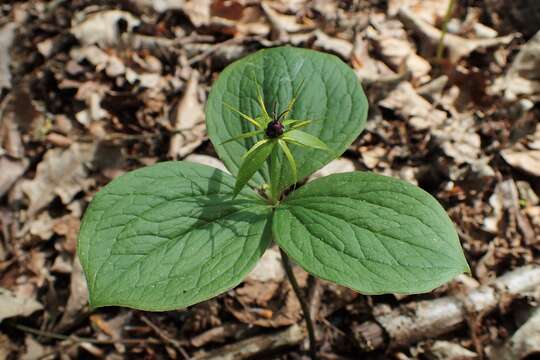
[
  {"x1": 282, "y1": 129, "x2": 330, "y2": 151},
  {"x1": 234, "y1": 139, "x2": 276, "y2": 196},
  {"x1": 206, "y1": 46, "x2": 368, "y2": 193},
  {"x1": 273, "y1": 172, "x2": 469, "y2": 295},
  {"x1": 78, "y1": 161, "x2": 272, "y2": 311}
]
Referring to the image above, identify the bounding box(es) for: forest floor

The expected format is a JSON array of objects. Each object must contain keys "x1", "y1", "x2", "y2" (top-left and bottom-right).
[{"x1": 1, "y1": 0, "x2": 540, "y2": 359}]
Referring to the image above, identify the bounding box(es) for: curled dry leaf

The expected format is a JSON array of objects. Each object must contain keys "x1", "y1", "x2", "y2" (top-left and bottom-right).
[
  {"x1": 70, "y1": 10, "x2": 140, "y2": 46},
  {"x1": 309, "y1": 158, "x2": 356, "y2": 181},
  {"x1": 0, "y1": 287, "x2": 43, "y2": 321},
  {"x1": 488, "y1": 308, "x2": 540, "y2": 360},
  {"x1": 425, "y1": 341, "x2": 478, "y2": 360},
  {"x1": 55, "y1": 258, "x2": 88, "y2": 331},
  {"x1": 0, "y1": 157, "x2": 28, "y2": 198},
  {"x1": 313, "y1": 30, "x2": 353, "y2": 60},
  {"x1": 501, "y1": 149, "x2": 540, "y2": 177},
  {"x1": 168, "y1": 71, "x2": 206, "y2": 159},
  {"x1": 226, "y1": 266, "x2": 306, "y2": 328},
  {"x1": 20, "y1": 143, "x2": 96, "y2": 216},
  {"x1": 0, "y1": 23, "x2": 16, "y2": 90},
  {"x1": 399, "y1": 7, "x2": 515, "y2": 63},
  {"x1": 492, "y1": 30, "x2": 540, "y2": 101}
]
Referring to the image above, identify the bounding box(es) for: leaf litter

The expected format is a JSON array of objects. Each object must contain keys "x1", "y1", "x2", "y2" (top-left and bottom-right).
[{"x1": 0, "y1": 0, "x2": 539, "y2": 359}]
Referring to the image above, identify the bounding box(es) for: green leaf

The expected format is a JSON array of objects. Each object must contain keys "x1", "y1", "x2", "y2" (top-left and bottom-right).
[
  {"x1": 234, "y1": 139, "x2": 276, "y2": 196},
  {"x1": 273, "y1": 172, "x2": 469, "y2": 295},
  {"x1": 78, "y1": 161, "x2": 272, "y2": 310},
  {"x1": 206, "y1": 46, "x2": 368, "y2": 193},
  {"x1": 282, "y1": 129, "x2": 330, "y2": 151}
]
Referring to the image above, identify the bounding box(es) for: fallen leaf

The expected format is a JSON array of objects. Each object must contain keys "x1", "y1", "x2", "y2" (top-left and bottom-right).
[
  {"x1": 0, "y1": 287, "x2": 43, "y2": 321},
  {"x1": 0, "y1": 157, "x2": 28, "y2": 198},
  {"x1": 55, "y1": 258, "x2": 88, "y2": 331},
  {"x1": 399, "y1": 7, "x2": 515, "y2": 63},
  {"x1": 168, "y1": 71, "x2": 206, "y2": 159},
  {"x1": 426, "y1": 340, "x2": 478, "y2": 360},
  {"x1": 70, "y1": 10, "x2": 140, "y2": 46},
  {"x1": 492, "y1": 30, "x2": 540, "y2": 101},
  {"x1": 502, "y1": 149, "x2": 540, "y2": 177},
  {"x1": 0, "y1": 23, "x2": 16, "y2": 90},
  {"x1": 246, "y1": 248, "x2": 285, "y2": 283},
  {"x1": 20, "y1": 143, "x2": 96, "y2": 216}
]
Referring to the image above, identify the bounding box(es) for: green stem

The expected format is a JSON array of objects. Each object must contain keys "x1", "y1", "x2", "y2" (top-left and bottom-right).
[
  {"x1": 269, "y1": 147, "x2": 281, "y2": 204},
  {"x1": 436, "y1": 0, "x2": 456, "y2": 61},
  {"x1": 279, "y1": 248, "x2": 317, "y2": 359}
]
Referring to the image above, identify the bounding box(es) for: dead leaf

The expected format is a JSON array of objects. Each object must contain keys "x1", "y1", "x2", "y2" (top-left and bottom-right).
[
  {"x1": 184, "y1": 154, "x2": 228, "y2": 173},
  {"x1": 246, "y1": 248, "x2": 284, "y2": 283},
  {"x1": 313, "y1": 30, "x2": 353, "y2": 59},
  {"x1": 426, "y1": 340, "x2": 478, "y2": 360},
  {"x1": 20, "y1": 143, "x2": 96, "y2": 216},
  {"x1": 502, "y1": 149, "x2": 540, "y2": 177},
  {"x1": 70, "y1": 10, "x2": 140, "y2": 46},
  {"x1": 399, "y1": 7, "x2": 515, "y2": 63},
  {"x1": 0, "y1": 333, "x2": 14, "y2": 360},
  {"x1": 0, "y1": 287, "x2": 43, "y2": 321},
  {"x1": 487, "y1": 308, "x2": 540, "y2": 360},
  {"x1": 55, "y1": 258, "x2": 88, "y2": 331},
  {"x1": 309, "y1": 158, "x2": 356, "y2": 181},
  {"x1": 169, "y1": 71, "x2": 206, "y2": 159},
  {"x1": 492, "y1": 30, "x2": 540, "y2": 101},
  {"x1": 226, "y1": 267, "x2": 306, "y2": 327},
  {"x1": 0, "y1": 23, "x2": 16, "y2": 90},
  {"x1": 0, "y1": 157, "x2": 28, "y2": 198}
]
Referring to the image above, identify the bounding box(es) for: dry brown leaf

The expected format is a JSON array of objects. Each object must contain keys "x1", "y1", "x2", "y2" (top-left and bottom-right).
[
  {"x1": 492, "y1": 30, "x2": 540, "y2": 101},
  {"x1": 227, "y1": 267, "x2": 307, "y2": 327},
  {"x1": 20, "y1": 143, "x2": 96, "y2": 216},
  {"x1": 0, "y1": 287, "x2": 43, "y2": 321},
  {"x1": 425, "y1": 340, "x2": 478, "y2": 360},
  {"x1": 56, "y1": 258, "x2": 88, "y2": 331},
  {"x1": 309, "y1": 158, "x2": 356, "y2": 181},
  {"x1": 501, "y1": 149, "x2": 540, "y2": 177},
  {"x1": 168, "y1": 71, "x2": 206, "y2": 159},
  {"x1": 0, "y1": 23, "x2": 16, "y2": 90},
  {"x1": 0, "y1": 157, "x2": 28, "y2": 198},
  {"x1": 246, "y1": 248, "x2": 284, "y2": 283},
  {"x1": 399, "y1": 7, "x2": 515, "y2": 63},
  {"x1": 487, "y1": 308, "x2": 540, "y2": 360},
  {"x1": 184, "y1": 154, "x2": 228, "y2": 173},
  {"x1": 313, "y1": 30, "x2": 353, "y2": 59},
  {"x1": 70, "y1": 10, "x2": 140, "y2": 46},
  {"x1": 261, "y1": 1, "x2": 312, "y2": 37}
]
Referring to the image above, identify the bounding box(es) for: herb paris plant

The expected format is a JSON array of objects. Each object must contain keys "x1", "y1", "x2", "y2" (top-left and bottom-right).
[{"x1": 78, "y1": 46, "x2": 468, "y2": 320}]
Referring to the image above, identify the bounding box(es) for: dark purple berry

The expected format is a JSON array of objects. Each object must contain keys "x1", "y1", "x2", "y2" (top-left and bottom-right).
[{"x1": 266, "y1": 121, "x2": 284, "y2": 138}]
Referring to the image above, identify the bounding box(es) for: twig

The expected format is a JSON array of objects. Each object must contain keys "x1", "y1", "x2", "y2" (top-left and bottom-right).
[
  {"x1": 353, "y1": 265, "x2": 540, "y2": 351},
  {"x1": 280, "y1": 248, "x2": 317, "y2": 359},
  {"x1": 192, "y1": 324, "x2": 304, "y2": 360},
  {"x1": 8, "y1": 322, "x2": 161, "y2": 345},
  {"x1": 140, "y1": 315, "x2": 190, "y2": 359}
]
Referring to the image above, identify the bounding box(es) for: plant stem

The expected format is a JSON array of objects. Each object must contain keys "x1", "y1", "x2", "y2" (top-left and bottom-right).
[
  {"x1": 279, "y1": 248, "x2": 317, "y2": 359},
  {"x1": 436, "y1": 0, "x2": 456, "y2": 61}
]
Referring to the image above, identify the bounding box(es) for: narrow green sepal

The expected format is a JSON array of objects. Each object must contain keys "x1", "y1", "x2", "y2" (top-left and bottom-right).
[
  {"x1": 278, "y1": 139, "x2": 297, "y2": 185},
  {"x1": 223, "y1": 102, "x2": 263, "y2": 129},
  {"x1": 282, "y1": 129, "x2": 331, "y2": 152},
  {"x1": 234, "y1": 139, "x2": 276, "y2": 197},
  {"x1": 220, "y1": 129, "x2": 265, "y2": 145}
]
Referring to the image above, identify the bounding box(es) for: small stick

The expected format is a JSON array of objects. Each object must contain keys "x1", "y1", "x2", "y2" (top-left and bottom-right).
[
  {"x1": 140, "y1": 315, "x2": 190, "y2": 359},
  {"x1": 280, "y1": 248, "x2": 317, "y2": 359}
]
